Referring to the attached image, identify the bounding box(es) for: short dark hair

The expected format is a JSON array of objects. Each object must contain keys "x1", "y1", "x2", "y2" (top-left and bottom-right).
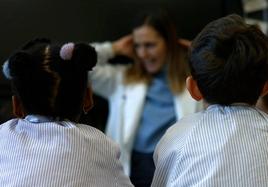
[
  {"x1": 190, "y1": 14, "x2": 268, "y2": 105},
  {"x1": 6, "y1": 38, "x2": 97, "y2": 121}
]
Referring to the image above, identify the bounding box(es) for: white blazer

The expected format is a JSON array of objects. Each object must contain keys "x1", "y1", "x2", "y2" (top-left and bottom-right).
[{"x1": 90, "y1": 42, "x2": 203, "y2": 175}]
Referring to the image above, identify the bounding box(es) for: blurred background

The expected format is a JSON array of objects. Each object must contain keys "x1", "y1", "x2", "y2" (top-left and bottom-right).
[{"x1": 1, "y1": 0, "x2": 264, "y2": 131}]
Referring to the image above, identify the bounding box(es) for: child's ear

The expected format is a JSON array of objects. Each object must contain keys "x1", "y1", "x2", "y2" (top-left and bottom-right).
[
  {"x1": 186, "y1": 76, "x2": 203, "y2": 101},
  {"x1": 261, "y1": 81, "x2": 268, "y2": 96},
  {"x1": 12, "y1": 95, "x2": 25, "y2": 118},
  {"x1": 83, "y1": 86, "x2": 94, "y2": 114}
]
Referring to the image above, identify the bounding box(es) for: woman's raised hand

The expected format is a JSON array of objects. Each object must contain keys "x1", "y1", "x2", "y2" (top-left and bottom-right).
[
  {"x1": 112, "y1": 34, "x2": 135, "y2": 58},
  {"x1": 178, "y1": 38, "x2": 191, "y2": 49}
]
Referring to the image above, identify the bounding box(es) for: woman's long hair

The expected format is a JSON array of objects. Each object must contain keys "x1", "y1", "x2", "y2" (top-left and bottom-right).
[{"x1": 124, "y1": 10, "x2": 189, "y2": 94}]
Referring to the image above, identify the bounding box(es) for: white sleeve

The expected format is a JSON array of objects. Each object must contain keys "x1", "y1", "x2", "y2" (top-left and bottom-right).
[
  {"x1": 151, "y1": 113, "x2": 200, "y2": 187},
  {"x1": 108, "y1": 140, "x2": 134, "y2": 187},
  {"x1": 89, "y1": 42, "x2": 125, "y2": 99},
  {"x1": 91, "y1": 42, "x2": 115, "y2": 65},
  {"x1": 151, "y1": 126, "x2": 182, "y2": 187}
]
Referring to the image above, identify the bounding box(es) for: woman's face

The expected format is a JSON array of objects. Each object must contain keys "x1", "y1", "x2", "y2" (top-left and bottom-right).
[{"x1": 133, "y1": 25, "x2": 168, "y2": 74}]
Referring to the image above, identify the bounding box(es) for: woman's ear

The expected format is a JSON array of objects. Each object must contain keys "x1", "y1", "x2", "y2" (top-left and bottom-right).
[
  {"x1": 186, "y1": 76, "x2": 203, "y2": 101},
  {"x1": 12, "y1": 95, "x2": 25, "y2": 118},
  {"x1": 83, "y1": 86, "x2": 94, "y2": 114},
  {"x1": 260, "y1": 81, "x2": 268, "y2": 97}
]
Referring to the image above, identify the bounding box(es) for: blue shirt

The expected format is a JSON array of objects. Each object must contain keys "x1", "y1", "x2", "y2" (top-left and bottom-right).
[{"x1": 133, "y1": 70, "x2": 176, "y2": 153}]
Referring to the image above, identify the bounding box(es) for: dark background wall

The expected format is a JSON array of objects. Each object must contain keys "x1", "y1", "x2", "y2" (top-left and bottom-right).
[{"x1": 0, "y1": 0, "x2": 243, "y2": 129}]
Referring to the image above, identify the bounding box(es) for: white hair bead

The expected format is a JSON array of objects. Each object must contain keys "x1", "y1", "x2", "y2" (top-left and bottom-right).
[
  {"x1": 60, "y1": 42, "x2": 75, "y2": 60},
  {"x1": 2, "y1": 60, "x2": 12, "y2": 79}
]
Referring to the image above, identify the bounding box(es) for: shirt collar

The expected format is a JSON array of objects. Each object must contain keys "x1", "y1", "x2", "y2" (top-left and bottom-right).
[{"x1": 24, "y1": 115, "x2": 55, "y2": 123}]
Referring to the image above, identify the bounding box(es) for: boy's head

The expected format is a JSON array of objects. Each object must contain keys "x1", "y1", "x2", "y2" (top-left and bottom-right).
[
  {"x1": 3, "y1": 38, "x2": 97, "y2": 121},
  {"x1": 188, "y1": 14, "x2": 268, "y2": 105}
]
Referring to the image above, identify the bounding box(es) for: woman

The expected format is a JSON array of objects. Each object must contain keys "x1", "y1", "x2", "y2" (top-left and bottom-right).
[{"x1": 91, "y1": 11, "x2": 202, "y2": 186}]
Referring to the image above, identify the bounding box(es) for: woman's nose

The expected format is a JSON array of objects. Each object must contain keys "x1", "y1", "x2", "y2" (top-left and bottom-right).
[{"x1": 137, "y1": 47, "x2": 149, "y2": 60}]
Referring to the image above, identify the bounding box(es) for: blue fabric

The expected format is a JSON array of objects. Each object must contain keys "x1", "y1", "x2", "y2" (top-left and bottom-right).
[
  {"x1": 130, "y1": 151, "x2": 155, "y2": 187},
  {"x1": 133, "y1": 70, "x2": 177, "y2": 153},
  {"x1": 24, "y1": 115, "x2": 55, "y2": 123}
]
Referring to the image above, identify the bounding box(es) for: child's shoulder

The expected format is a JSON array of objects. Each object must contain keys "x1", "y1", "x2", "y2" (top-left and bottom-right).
[
  {"x1": 77, "y1": 123, "x2": 119, "y2": 148},
  {"x1": 158, "y1": 112, "x2": 204, "y2": 150},
  {"x1": 168, "y1": 112, "x2": 203, "y2": 137},
  {"x1": 77, "y1": 123, "x2": 106, "y2": 137},
  {"x1": 0, "y1": 118, "x2": 19, "y2": 128}
]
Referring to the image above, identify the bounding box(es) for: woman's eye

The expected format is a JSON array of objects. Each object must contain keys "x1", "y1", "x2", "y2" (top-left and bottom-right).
[
  {"x1": 134, "y1": 44, "x2": 140, "y2": 49},
  {"x1": 145, "y1": 43, "x2": 156, "y2": 48},
  {"x1": 134, "y1": 42, "x2": 156, "y2": 49}
]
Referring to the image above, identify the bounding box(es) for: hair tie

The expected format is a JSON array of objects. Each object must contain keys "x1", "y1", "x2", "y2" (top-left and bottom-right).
[
  {"x1": 60, "y1": 42, "x2": 75, "y2": 60},
  {"x1": 2, "y1": 60, "x2": 12, "y2": 79}
]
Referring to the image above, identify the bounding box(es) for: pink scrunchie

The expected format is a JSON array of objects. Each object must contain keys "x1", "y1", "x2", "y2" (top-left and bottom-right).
[{"x1": 60, "y1": 42, "x2": 75, "y2": 60}]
